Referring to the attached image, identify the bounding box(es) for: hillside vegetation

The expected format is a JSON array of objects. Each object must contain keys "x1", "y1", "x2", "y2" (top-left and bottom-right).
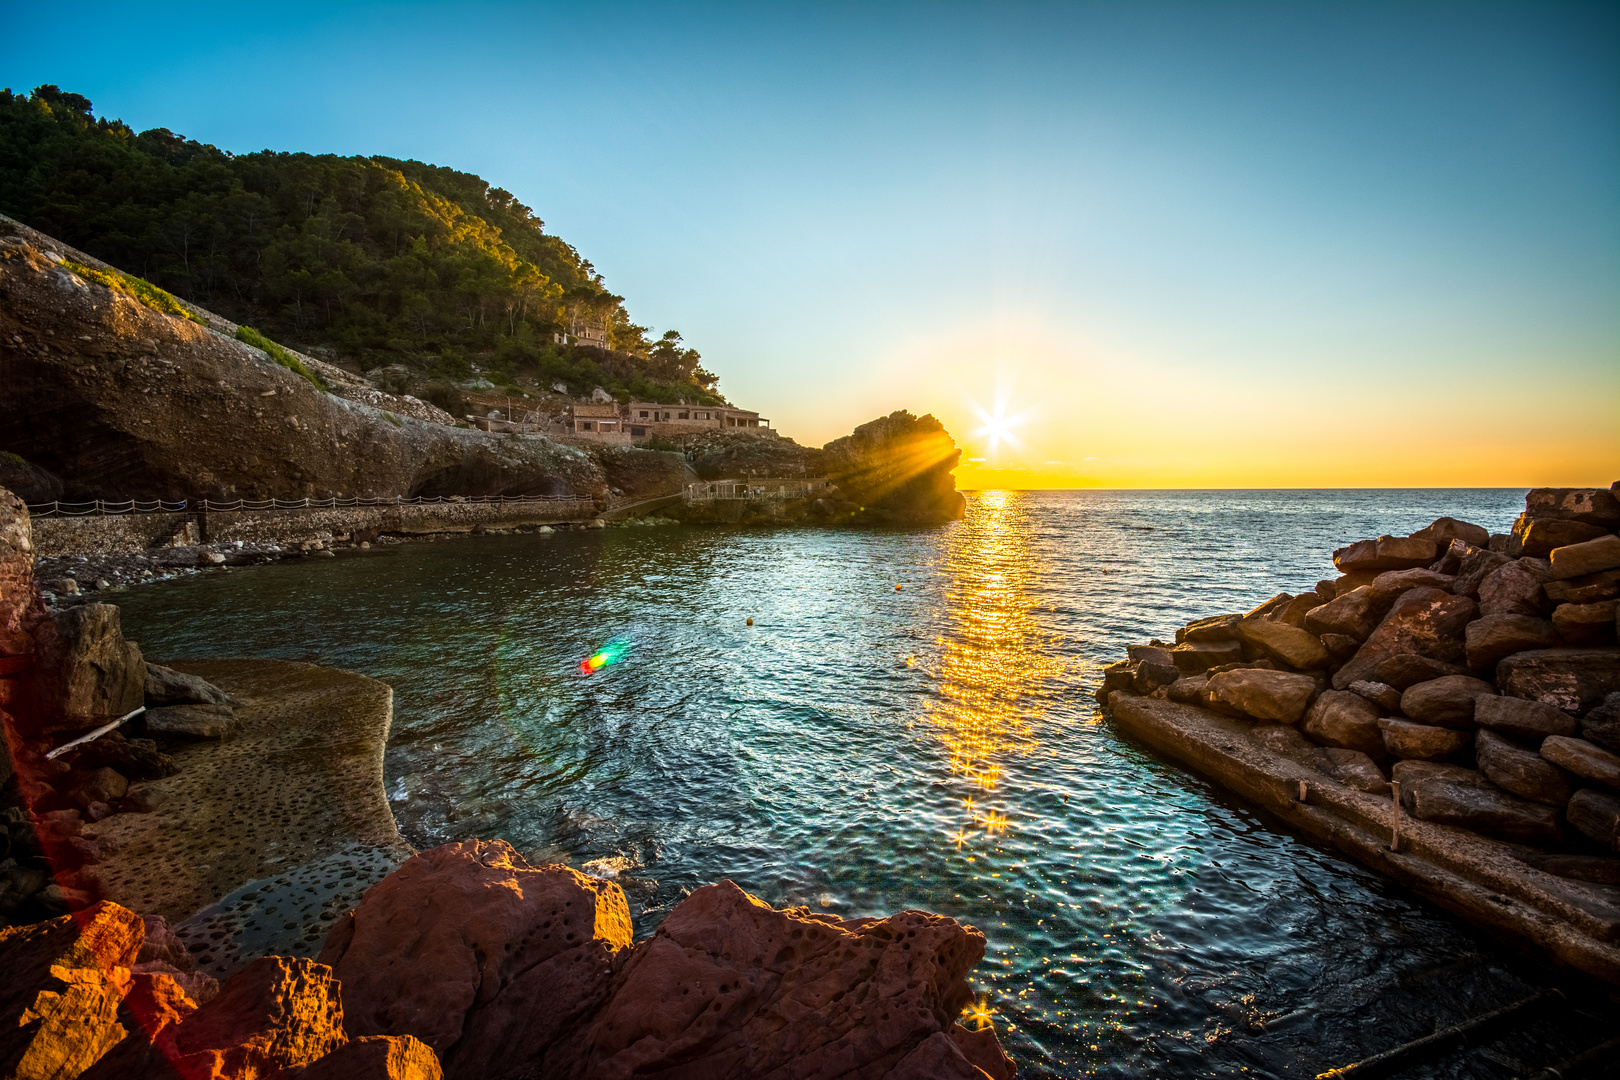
[{"x1": 0, "y1": 84, "x2": 720, "y2": 404}]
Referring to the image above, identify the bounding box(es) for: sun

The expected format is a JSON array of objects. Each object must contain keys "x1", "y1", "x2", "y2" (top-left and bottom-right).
[{"x1": 971, "y1": 397, "x2": 1029, "y2": 456}]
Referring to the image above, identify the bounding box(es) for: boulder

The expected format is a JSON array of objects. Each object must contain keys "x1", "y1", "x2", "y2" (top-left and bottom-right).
[
  {"x1": 1550, "y1": 534, "x2": 1620, "y2": 581},
  {"x1": 1234, "y1": 619, "x2": 1329, "y2": 670},
  {"x1": 157, "y1": 955, "x2": 348, "y2": 1079},
  {"x1": 1333, "y1": 536, "x2": 1438, "y2": 574},
  {"x1": 1332, "y1": 588, "x2": 1477, "y2": 690},
  {"x1": 1320, "y1": 633, "x2": 1360, "y2": 662},
  {"x1": 144, "y1": 662, "x2": 237, "y2": 708},
  {"x1": 78, "y1": 766, "x2": 130, "y2": 805},
  {"x1": 1453, "y1": 548, "x2": 1514, "y2": 600},
  {"x1": 1273, "y1": 592, "x2": 1329, "y2": 628},
  {"x1": 144, "y1": 704, "x2": 240, "y2": 739},
  {"x1": 21, "y1": 603, "x2": 145, "y2": 734},
  {"x1": 1474, "y1": 695, "x2": 1578, "y2": 741},
  {"x1": 1369, "y1": 568, "x2": 1455, "y2": 602},
  {"x1": 1330, "y1": 571, "x2": 1379, "y2": 597},
  {"x1": 546, "y1": 879, "x2": 996, "y2": 1080},
  {"x1": 1378, "y1": 718, "x2": 1472, "y2": 761},
  {"x1": 81, "y1": 966, "x2": 204, "y2": 1080},
  {"x1": 1515, "y1": 517, "x2": 1608, "y2": 559},
  {"x1": 1398, "y1": 675, "x2": 1496, "y2": 728},
  {"x1": 1322, "y1": 748, "x2": 1390, "y2": 795},
  {"x1": 0, "y1": 485, "x2": 34, "y2": 656},
  {"x1": 1132, "y1": 661, "x2": 1180, "y2": 694},
  {"x1": 1545, "y1": 568, "x2": 1620, "y2": 606},
  {"x1": 1497, "y1": 647, "x2": 1620, "y2": 714},
  {"x1": 1567, "y1": 789, "x2": 1620, "y2": 852},
  {"x1": 1301, "y1": 691, "x2": 1386, "y2": 757},
  {"x1": 1406, "y1": 772, "x2": 1563, "y2": 846},
  {"x1": 1348, "y1": 680, "x2": 1403, "y2": 711},
  {"x1": 1127, "y1": 644, "x2": 1175, "y2": 667},
  {"x1": 1166, "y1": 675, "x2": 1209, "y2": 705},
  {"x1": 1244, "y1": 593, "x2": 1295, "y2": 620},
  {"x1": 1169, "y1": 640, "x2": 1242, "y2": 673},
  {"x1": 1524, "y1": 487, "x2": 1620, "y2": 527},
  {"x1": 294, "y1": 1035, "x2": 443, "y2": 1080},
  {"x1": 1411, "y1": 516, "x2": 1490, "y2": 549},
  {"x1": 1583, "y1": 692, "x2": 1620, "y2": 753},
  {"x1": 1552, "y1": 600, "x2": 1619, "y2": 644},
  {"x1": 1304, "y1": 586, "x2": 1388, "y2": 641},
  {"x1": 1392, "y1": 760, "x2": 1488, "y2": 796},
  {"x1": 1177, "y1": 613, "x2": 1242, "y2": 645},
  {"x1": 1474, "y1": 729, "x2": 1574, "y2": 806},
  {"x1": 1202, "y1": 669, "x2": 1318, "y2": 723},
  {"x1": 1539, "y1": 736, "x2": 1620, "y2": 790},
  {"x1": 319, "y1": 839, "x2": 632, "y2": 1063},
  {"x1": 0, "y1": 900, "x2": 145, "y2": 1080},
  {"x1": 1464, "y1": 614, "x2": 1559, "y2": 670},
  {"x1": 1477, "y1": 562, "x2": 1549, "y2": 618},
  {"x1": 1375, "y1": 653, "x2": 1469, "y2": 690}
]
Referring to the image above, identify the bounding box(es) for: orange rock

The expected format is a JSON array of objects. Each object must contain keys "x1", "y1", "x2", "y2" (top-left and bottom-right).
[
  {"x1": 294, "y1": 1036, "x2": 442, "y2": 1080},
  {"x1": 318, "y1": 839, "x2": 632, "y2": 1059},
  {"x1": 156, "y1": 956, "x2": 348, "y2": 1080},
  {"x1": 0, "y1": 900, "x2": 144, "y2": 1080}
]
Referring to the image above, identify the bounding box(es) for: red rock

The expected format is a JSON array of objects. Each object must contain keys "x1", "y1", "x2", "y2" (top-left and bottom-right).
[
  {"x1": 1332, "y1": 588, "x2": 1477, "y2": 690},
  {"x1": 295, "y1": 1035, "x2": 443, "y2": 1080},
  {"x1": 887, "y1": 1030, "x2": 997, "y2": 1079},
  {"x1": 1453, "y1": 547, "x2": 1512, "y2": 599},
  {"x1": 552, "y1": 880, "x2": 996, "y2": 1080},
  {"x1": 948, "y1": 1022, "x2": 1015, "y2": 1080},
  {"x1": 159, "y1": 955, "x2": 348, "y2": 1079},
  {"x1": 319, "y1": 839, "x2": 633, "y2": 1061},
  {"x1": 0, "y1": 901, "x2": 144, "y2": 1080},
  {"x1": 1305, "y1": 586, "x2": 1388, "y2": 641},
  {"x1": 1464, "y1": 614, "x2": 1559, "y2": 670},
  {"x1": 82, "y1": 967, "x2": 204, "y2": 1080}
]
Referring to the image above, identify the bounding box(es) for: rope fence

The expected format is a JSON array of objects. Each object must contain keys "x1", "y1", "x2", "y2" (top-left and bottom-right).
[{"x1": 27, "y1": 493, "x2": 593, "y2": 517}]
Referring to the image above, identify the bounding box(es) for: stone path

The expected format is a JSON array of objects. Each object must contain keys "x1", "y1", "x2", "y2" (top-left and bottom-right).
[{"x1": 84, "y1": 658, "x2": 414, "y2": 977}]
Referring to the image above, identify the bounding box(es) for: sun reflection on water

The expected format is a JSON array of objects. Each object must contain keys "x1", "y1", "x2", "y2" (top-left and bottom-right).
[{"x1": 925, "y1": 490, "x2": 1070, "y2": 839}]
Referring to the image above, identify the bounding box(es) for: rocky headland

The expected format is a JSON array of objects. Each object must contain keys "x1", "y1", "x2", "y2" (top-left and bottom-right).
[{"x1": 1099, "y1": 486, "x2": 1620, "y2": 984}]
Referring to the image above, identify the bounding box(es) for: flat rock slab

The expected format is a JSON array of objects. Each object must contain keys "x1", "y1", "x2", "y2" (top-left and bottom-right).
[{"x1": 82, "y1": 658, "x2": 414, "y2": 979}]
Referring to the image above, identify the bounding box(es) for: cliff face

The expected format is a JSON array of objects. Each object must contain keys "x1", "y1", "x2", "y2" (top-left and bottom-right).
[{"x1": 0, "y1": 222, "x2": 690, "y2": 505}]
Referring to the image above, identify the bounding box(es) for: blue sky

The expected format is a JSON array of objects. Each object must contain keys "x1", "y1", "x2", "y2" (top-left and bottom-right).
[{"x1": 4, "y1": 1, "x2": 1617, "y2": 484}]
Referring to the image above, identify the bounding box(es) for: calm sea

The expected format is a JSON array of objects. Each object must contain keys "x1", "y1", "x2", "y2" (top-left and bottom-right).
[{"x1": 114, "y1": 489, "x2": 1618, "y2": 1078}]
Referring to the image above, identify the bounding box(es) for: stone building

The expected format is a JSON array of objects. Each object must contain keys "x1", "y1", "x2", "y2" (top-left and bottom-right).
[{"x1": 623, "y1": 403, "x2": 775, "y2": 440}]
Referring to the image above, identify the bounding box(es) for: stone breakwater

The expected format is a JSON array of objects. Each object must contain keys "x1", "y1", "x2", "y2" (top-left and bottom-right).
[{"x1": 1099, "y1": 485, "x2": 1620, "y2": 983}]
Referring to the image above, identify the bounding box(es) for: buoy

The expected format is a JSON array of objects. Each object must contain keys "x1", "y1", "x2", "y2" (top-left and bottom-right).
[
  {"x1": 746, "y1": 617, "x2": 754, "y2": 626},
  {"x1": 895, "y1": 584, "x2": 902, "y2": 591}
]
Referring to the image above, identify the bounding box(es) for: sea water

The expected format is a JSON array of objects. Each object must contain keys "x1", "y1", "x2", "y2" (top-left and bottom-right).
[{"x1": 115, "y1": 489, "x2": 1616, "y2": 1077}]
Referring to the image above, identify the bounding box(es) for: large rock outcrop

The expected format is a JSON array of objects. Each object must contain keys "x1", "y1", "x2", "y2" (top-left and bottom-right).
[{"x1": 821, "y1": 410, "x2": 967, "y2": 525}]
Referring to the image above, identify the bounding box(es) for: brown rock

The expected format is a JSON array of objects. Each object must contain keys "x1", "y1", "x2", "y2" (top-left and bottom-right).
[
  {"x1": 1399, "y1": 675, "x2": 1496, "y2": 728},
  {"x1": 1251, "y1": 724, "x2": 1332, "y2": 772},
  {"x1": 1515, "y1": 517, "x2": 1608, "y2": 559},
  {"x1": 1244, "y1": 592, "x2": 1295, "y2": 620},
  {"x1": 887, "y1": 1031, "x2": 998, "y2": 1080},
  {"x1": 143, "y1": 703, "x2": 240, "y2": 739},
  {"x1": 1177, "y1": 613, "x2": 1242, "y2": 645},
  {"x1": 158, "y1": 955, "x2": 348, "y2": 1079},
  {"x1": 1320, "y1": 633, "x2": 1360, "y2": 661},
  {"x1": 0, "y1": 485, "x2": 35, "y2": 657},
  {"x1": 1406, "y1": 771, "x2": 1563, "y2": 846},
  {"x1": 1369, "y1": 568, "x2": 1455, "y2": 602},
  {"x1": 1453, "y1": 547, "x2": 1513, "y2": 599},
  {"x1": 1475, "y1": 729, "x2": 1573, "y2": 806},
  {"x1": 1234, "y1": 619, "x2": 1329, "y2": 670},
  {"x1": 1274, "y1": 593, "x2": 1329, "y2": 628},
  {"x1": 1348, "y1": 680, "x2": 1403, "y2": 711},
  {"x1": 1305, "y1": 586, "x2": 1388, "y2": 641},
  {"x1": 21, "y1": 604, "x2": 145, "y2": 734},
  {"x1": 1330, "y1": 571, "x2": 1379, "y2": 597},
  {"x1": 1332, "y1": 588, "x2": 1477, "y2": 690},
  {"x1": 1524, "y1": 487, "x2": 1620, "y2": 527},
  {"x1": 79, "y1": 766, "x2": 130, "y2": 805},
  {"x1": 295, "y1": 1035, "x2": 443, "y2": 1080},
  {"x1": 1464, "y1": 614, "x2": 1559, "y2": 669},
  {"x1": 143, "y1": 663, "x2": 236, "y2": 708},
  {"x1": 1378, "y1": 718, "x2": 1473, "y2": 760},
  {"x1": 1169, "y1": 640, "x2": 1242, "y2": 673},
  {"x1": 1301, "y1": 691, "x2": 1386, "y2": 757},
  {"x1": 1411, "y1": 516, "x2": 1490, "y2": 549},
  {"x1": 949, "y1": 1023, "x2": 1017, "y2": 1080},
  {"x1": 1474, "y1": 695, "x2": 1578, "y2": 740},
  {"x1": 1478, "y1": 562, "x2": 1549, "y2": 618},
  {"x1": 0, "y1": 900, "x2": 144, "y2": 1080},
  {"x1": 1567, "y1": 789, "x2": 1620, "y2": 852},
  {"x1": 1550, "y1": 534, "x2": 1620, "y2": 581},
  {"x1": 1497, "y1": 647, "x2": 1620, "y2": 714},
  {"x1": 1544, "y1": 568, "x2": 1620, "y2": 607},
  {"x1": 1166, "y1": 675, "x2": 1209, "y2": 705},
  {"x1": 1392, "y1": 759, "x2": 1487, "y2": 792},
  {"x1": 1583, "y1": 692, "x2": 1620, "y2": 753},
  {"x1": 551, "y1": 879, "x2": 993, "y2": 1080},
  {"x1": 1540, "y1": 736, "x2": 1620, "y2": 790},
  {"x1": 1334, "y1": 536, "x2": 1438, "y2": 574},
  {"x1": 1552, "y1": 600, "x2": 1619, "y2": 644},
  {"x1": 1322, "y1": 748, "x2": 1390, "y2": 795},
  {"x1": 1374, "y1": 653, "x2": 1469, "y2": 690},
  {"x1": 1133, "y1": 661, "x2": 1180, "y2": 695},
  {"x1": 320, "y1": 839, "x2": 632, "y2": 1061},
  {"x1": 1202, "y1": 669, "x2": 1318, "y2": 723},
  {"x1": 1127, "y1": 644, "x2": 1175, "y2": 667}
]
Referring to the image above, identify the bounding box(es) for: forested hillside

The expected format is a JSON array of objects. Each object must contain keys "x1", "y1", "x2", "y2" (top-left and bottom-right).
[{"x1": 0, "y1": 84, "x2": 720, "y2": 404}]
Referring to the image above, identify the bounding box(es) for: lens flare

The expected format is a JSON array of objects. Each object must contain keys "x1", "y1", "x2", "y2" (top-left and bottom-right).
[{"x1": 579, "y1": 636, "x2": 632, "y2": 674}]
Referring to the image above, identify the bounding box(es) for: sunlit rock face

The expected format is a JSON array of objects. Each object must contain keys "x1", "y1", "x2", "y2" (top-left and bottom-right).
[{"x1": 823, "y1": 410, "x2": 966, "y2": 526}]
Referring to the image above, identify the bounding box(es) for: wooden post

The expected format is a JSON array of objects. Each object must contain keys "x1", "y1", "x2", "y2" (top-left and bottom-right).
[
  {"x1": 1298, "y1": 780, "x2": 1307, "y2": 802},
  {"x1": 1390, "y1": 781, "x2": 1402, "y2": 852}
]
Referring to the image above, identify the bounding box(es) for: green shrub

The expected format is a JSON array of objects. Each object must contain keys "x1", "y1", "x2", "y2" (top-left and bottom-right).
[
  {"x1": 0, "y1": 451, "x2": 26, "y2": 468},
  {"x1": 234, "y1": 326, "x2": 325, "y2": 391},
  {"x1": 61, "y1": 258, "x2": 206, "y2": 326}
]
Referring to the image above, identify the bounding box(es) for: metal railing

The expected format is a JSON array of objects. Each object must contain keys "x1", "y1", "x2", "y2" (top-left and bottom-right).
[
  {"x1": 684, "y1": 479, "x2": 831, "y2": 503},
  {"x1": 27, "y1": 493, "x2": 595, "y2": 516}
]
